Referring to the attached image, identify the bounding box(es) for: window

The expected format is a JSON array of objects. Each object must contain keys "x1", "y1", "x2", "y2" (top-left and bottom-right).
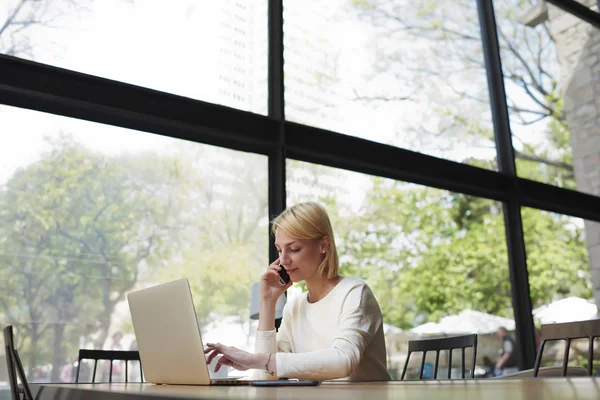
[
  {"x1": 0, "y1": 105, "x2": 268, "y2": 382},
  {"x1": 287, "y1": 159, "x2": 512, "y2": 379},
  {"x1": 283, "y1": 0, "x2": 496, "y2": 169},
  {"x1": 0, "y1": 0, "x2": 268, "y2": 115},
  {"x1": 521, "y1": 208, "x2": 599, "y2": 374},
  {"x1": 498, "y1": 0, "x2": 600, "y2": 197}
]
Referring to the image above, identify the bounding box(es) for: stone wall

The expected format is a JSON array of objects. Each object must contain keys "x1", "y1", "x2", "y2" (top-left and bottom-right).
[{"x1": 547, "y1": 0, "x2": 600, "y2": 310}]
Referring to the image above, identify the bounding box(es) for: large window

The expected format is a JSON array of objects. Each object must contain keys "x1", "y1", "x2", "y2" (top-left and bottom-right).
[
  {"x1": 0, "y1": 105, "x2": 268, "y2": 382},
  {"x1": 287, "y1": 160, "x2": 512, "y2": 379},
  {"x1": 1, "y1": 0, "x2": 599, "y2": 386},
  {"x1": 497, "y1": 0, "x2": 600, "y2": 198},
  {"x1": 0, "y1": 0, "x2": 268, "y2": 114},
  {"x1": 283, "y1": 0, "x2": 496, "y2": 169},
  {"x1": 522, "y1": 208, "x2": 599, "y2": 373}
]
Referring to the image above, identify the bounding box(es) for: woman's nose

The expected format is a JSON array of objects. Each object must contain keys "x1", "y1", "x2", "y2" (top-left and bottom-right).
[{"x1": 279, "y1": 251, "x2": 291, "y2": 265}]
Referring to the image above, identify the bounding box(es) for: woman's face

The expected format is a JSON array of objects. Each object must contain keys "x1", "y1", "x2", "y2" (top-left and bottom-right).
[{"x1": 274, "y1": 229, "x2": 326, "y2": 283}]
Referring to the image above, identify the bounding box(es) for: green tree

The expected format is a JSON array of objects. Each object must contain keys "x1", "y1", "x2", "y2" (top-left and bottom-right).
[
  {"x1": 0, "y1": 134, "x2": 189, "y2": 380},
  {"x1": 333, "y1": 180, "x2": 591, "y2": 328},
  {"x1": 151, "y1": 145, "x2": 269, "y2": 327}
]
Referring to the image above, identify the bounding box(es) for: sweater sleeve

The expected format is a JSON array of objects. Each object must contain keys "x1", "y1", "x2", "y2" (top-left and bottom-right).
[
  {"x1": 253, "y1": 305, "x2": 294, "y2": 379},
  {"x1": 276, "y1": 283, "x2": 382, "y2": 380}
]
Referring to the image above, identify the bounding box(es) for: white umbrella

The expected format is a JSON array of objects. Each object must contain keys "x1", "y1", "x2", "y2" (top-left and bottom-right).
[
  {"x1": 410, "y1": 309, "x2": 515, "y2": 335},
  {"x1": 410, "y1": 321, "x2": 442, "y2": 335},
  {"x1": 436, "y1": 309, "x2": 515, "y2": 334},
  {"x1": 532, "y1": 297, "x2": 598, "y2": 324},
  {"x1": 383, "y1": 323, "x2": 404, "y2": 335}
]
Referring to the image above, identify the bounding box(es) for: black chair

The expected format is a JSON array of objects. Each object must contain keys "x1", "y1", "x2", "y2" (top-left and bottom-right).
[
  {"x1": 533, "y1": 319, "x2": 600, "y2": 377},
  {"x1": 75, "y1": 349, "x2": 143, "y2": 383},
  {"x1": 3, "y1": 325, "x2": 33, "y2": 400},
  {"x1": 401, "y1": 334, "x2": 478, "y2": 380}
]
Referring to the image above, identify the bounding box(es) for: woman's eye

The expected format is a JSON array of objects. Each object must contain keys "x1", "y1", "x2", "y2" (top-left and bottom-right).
[
  {"x1": 277, "y1": 249, "x2": 282, "y2": 253},
  {"x1": 290, "y1": 248, "x2": 300, "y2": 253}
]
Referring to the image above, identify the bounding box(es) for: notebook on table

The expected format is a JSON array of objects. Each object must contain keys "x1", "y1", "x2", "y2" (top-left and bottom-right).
[{"x1": 127, "y1": 278, "x2": 250, "y2": 385}]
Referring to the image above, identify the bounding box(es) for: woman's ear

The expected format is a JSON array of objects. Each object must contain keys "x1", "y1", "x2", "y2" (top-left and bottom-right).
[{"x1": 320, "y1": 235, "x2": 330, "y2": 253}]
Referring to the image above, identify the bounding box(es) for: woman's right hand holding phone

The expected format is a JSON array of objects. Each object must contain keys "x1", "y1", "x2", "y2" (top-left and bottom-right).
[{"x1": 260, "y1": 258, "x2": 292, "y2": 302}]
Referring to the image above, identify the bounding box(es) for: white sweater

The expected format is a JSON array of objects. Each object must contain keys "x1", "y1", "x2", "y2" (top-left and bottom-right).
[{"x1": 254, "y1": 277, "x2": 390, "y2": 381}]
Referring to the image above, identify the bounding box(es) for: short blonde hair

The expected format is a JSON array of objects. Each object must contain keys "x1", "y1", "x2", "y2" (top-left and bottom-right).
[{"x1": 271, "y1": 202, "x2": 339, "y2": 279}]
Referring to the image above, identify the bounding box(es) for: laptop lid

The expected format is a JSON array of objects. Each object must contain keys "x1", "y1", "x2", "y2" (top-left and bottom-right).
[{"x1": 127, "y1": 278, "x2": 214, "y2": 385}]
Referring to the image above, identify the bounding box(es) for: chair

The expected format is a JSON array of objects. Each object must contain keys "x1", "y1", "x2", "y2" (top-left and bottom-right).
[
  {"x1": 533, "y1": 319, "x2": 600, "y2": 377},
  {"x1": 3, "y1": 325, "x2": 33, "y2": 400},
  {"x1": 400, "y1": 334, "x2": 478, "y2": 380},
  {"x1": 75, "y1": 349, "x2": 143, "y2": 383}
]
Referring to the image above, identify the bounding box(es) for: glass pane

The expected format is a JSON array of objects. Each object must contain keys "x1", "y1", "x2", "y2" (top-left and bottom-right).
[
  {"x1": 283, "y1": 0, "x2": 496, "y2": 169},
  {"x1": 497, "y1": 1, "x2": 600, "y2": 197},
  {"x1": 522, "y1": 207, "x2": 598, "y2": 320},
  {"x1": 0, "y1": 0, "x2": 268, "y2": 114},
  {"x1": 522, "y1": 207, "x2": 599, "y2": 374},
  {"x1": 0, "y1": 105, "x2": 268, "y2": 383},
  {"x1": 287, "y1": 160, "x2": 512, "y2": 379}
]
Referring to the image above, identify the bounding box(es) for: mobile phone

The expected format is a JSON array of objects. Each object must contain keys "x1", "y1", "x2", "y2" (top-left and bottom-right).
[
  {"x1": 278, "y1": 266, "x2": 290, "y2": 285},
  {"x1": 250, "y1": 379, "x2": 319, "y2": 386}
]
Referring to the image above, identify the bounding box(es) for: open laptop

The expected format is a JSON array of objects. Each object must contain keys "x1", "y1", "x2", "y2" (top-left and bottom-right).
[{"x1": 127, "y1": 278, "x2": 250, "y2": 385}]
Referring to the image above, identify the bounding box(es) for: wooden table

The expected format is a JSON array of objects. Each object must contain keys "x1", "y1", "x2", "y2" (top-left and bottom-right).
[{"x1": 32, "y1": 377, "x2": 600, "y2": 400}]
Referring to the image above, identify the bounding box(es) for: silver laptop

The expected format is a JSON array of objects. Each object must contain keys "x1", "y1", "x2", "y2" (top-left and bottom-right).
[{"x1": 127, "y1": 278, "x2": 250, "y2": 385}]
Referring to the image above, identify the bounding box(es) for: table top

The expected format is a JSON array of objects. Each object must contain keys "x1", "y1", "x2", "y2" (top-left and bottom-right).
[{"x1": 32, "y1": 377, "x2": 600, "y2": 400}]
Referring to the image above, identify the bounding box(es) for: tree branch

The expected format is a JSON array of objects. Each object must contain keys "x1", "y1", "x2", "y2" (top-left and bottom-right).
[{"x1": 515, "y1": 150, "x2": 573, "y2": 172}]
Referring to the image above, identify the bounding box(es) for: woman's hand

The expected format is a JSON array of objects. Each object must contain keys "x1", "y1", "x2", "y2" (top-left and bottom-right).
[
  {"x1": 260, "y1": 258, "x2": 292, "y2": 302},
  {"x1": 204, "y1": 343, "x2": 261, "y2": 373}
]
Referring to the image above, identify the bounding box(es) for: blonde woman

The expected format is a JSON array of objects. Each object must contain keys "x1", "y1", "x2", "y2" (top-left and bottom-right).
[{"x1": 205, "y1": 202, "x2": 390, "y2": 381}]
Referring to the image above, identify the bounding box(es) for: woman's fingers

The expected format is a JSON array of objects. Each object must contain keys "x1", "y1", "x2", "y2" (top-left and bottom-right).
[
  {"x1": 215, "y1": 356, "x2": 233, "y2": 372},
  {"x1": 204, "y1": 343, "x2": 225, "y2": 365},
  {"x1": 205, "y1": 349, "x2": 220, "y2": 365},
  {"x1": 262, "y1": 267, "x2": 283, "y2": 283},
  {"x1": 267, "y1": 258, "x2": 280, "y2": 271}
]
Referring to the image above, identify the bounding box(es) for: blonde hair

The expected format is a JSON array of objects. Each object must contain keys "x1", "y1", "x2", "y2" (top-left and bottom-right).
[{"x1": 271, "y1": 202, "x2": 339, "y2": 279}]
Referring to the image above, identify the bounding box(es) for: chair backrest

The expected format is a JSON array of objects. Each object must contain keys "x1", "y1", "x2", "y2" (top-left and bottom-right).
[
  {"x1": 533, "y1": 319, "x2": 600, "y2": 377},
  {"x1": 76, "y1": 349, "x2": 143, "y2": 383},
  {"x1": 3, "y1": 326, "x2": 33, "y2": 400},
  {"x1": 400, "y1": 334, "x2": 478, "y2": 380}
]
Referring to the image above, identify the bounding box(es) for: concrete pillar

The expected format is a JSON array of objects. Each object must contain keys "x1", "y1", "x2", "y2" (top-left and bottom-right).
[{"x1": 547, "y1": 0, "x2": 600, "y2": 309}]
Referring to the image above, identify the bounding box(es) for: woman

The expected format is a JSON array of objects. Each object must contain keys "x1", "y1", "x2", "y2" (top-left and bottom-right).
[{"x1": 205, "y1": 202, "x2": 390, "y2": 381}]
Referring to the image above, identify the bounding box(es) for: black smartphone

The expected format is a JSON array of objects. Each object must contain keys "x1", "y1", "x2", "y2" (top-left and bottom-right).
[
  {"x1": 278, "y1": 266, "x2": 290, "y2": 285},
  {"x1": 250, "y1": 379, "x2": 319, "y2": 387}
]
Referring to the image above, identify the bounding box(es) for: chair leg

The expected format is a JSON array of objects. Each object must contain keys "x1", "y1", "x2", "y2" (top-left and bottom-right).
[
  {"x1": 533, "y1": 340, "x2": 546, "y2": 377},
  {"x1": 588, "y1": 336, "x2": 594, "y2": 377},
  {"x1": 13, "y1": 349, "x2": 33, "y2": 400},
  {"x1": 400, "y1": 353, "x2": 411, "y2": 380},
  {"x1": 109, "y1": 360, "x2": 113, "y2": 383},
  {"x1": 75, "y1": 360, "x2": 80, "y2": 383},
  {"x1": 433, "y1": 350, "x2": 440, "y2": 379},
  {"x1": 92, "y1": 360, "x2": 98, "y2": 383},
  {"x1": 461, "y1": 348, "x2": 465, "y2": 379},
  {"x1": 562, "y1": 338, "x2": 571, "y2": 377},
  {"x1": 140, "y1": 361, "x2": 144, "y2": 383},
  {"x1": 447, "y1": 350, "x2": 452, "y2": 379},
  {"x1": 419, "y1": 352, "x2": 426, "y2": 380},
  {"x1": 470, "y1": 335, "x2": 477, "y2": 379},
  {"x1": 125, "y1": 361, "x2": 129, "y2": 383},
  {"x1": 6, "y1": 347, "x2": 19, "y2": 400}
]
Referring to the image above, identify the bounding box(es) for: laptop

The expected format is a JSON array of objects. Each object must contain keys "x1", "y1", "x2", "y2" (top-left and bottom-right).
[{"x1": 127, "y1": 278, "x2": 250, "y2": 385}]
